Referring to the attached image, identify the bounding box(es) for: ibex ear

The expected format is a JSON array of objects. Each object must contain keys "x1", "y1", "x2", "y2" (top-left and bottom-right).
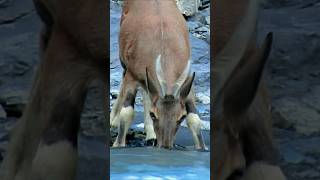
[
  {"x1": 180, "y1": 72, "x2": 195, "y2": 99},
  {"x1": 223, "y1": 32, "x2": 273, "y2": 115},
  {"x1": 145, "y1": 68, "x2": 158, "y2": 97}
]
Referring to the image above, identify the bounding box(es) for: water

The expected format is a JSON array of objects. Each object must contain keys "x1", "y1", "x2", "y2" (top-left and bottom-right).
[{"x1": 110, "y1": 147, "x2": 210, "y2": 180}]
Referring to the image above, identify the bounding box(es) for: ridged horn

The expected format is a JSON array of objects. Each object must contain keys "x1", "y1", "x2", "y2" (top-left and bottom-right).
[
  {"x1": 155, "y1": 54, "x2": 166, "y2": 98},
  {"x1": 172, "y1": 60, "x2": 191, "y2": 98}
]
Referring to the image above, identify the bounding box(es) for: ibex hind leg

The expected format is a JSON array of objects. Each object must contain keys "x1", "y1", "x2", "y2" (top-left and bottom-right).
[
  {"x1": 142, "y1": 90, "x2": 156, "y2": 144},
  {"x1": 185, "y1": 89, "x2": 207, "y2": 150},
  {"x1": 112, "y1": 72, "x2": 137, "y2": 147},
  {"x1": 110, "y1": 62, "x2": 127, "y2": 128}
]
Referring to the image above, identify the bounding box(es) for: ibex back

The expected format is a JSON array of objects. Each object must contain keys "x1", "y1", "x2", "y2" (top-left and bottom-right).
[
  {"x1": 213, "y1": 0, "x2": 286, "y2": 179},
  {"x1": 110, "y1": 0, "x2": 207, "y2": 150},
  {"x1": 0, "y1": 0, "x2": 107, "y2": 179}
]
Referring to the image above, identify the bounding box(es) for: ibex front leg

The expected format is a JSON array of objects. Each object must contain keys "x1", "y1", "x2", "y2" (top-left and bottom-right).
[
  {"x1": 112, "y1": 72, "x2": 137, "y2": 147},
  {"x1": 142, "y1": 90, "x2": 157, "y2": 143},
  {"x1": 185, "y1": 90, "x2": 207, "y2": 150}
]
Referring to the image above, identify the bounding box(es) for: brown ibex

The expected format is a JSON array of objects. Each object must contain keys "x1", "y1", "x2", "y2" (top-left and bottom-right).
[
  {"x1": 0, "y1": 0, "x2": 107, "y2": 179},
  {"x1": 110, "y1": 0, "x2": 207, "y2": 150},
  {"x1": 213, "y1": 0, "x2": 286, "y2": 179}
]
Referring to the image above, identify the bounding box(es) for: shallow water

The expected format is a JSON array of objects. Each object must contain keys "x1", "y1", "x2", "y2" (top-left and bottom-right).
[{"x1": 110, "y1": 147, "x2": 210, "y2": 180}]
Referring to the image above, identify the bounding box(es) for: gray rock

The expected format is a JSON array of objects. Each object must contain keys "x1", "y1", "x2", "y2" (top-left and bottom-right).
[
  {"x1": 273, "y1": 98, "x2": 320, "y2": 135},
  {"x1": 296, "y1": 169, "x2": 320, "y2": 178}
]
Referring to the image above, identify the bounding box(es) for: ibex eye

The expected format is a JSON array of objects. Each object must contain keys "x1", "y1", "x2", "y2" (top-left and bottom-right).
[{"x1": 149, "y1": 112, "x2": 157, "y2": 120}]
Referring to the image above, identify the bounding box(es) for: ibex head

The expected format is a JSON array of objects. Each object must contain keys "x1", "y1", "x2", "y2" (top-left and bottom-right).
[{"x1": 145, "y1": 55, "x2": 195, "y2": 149}]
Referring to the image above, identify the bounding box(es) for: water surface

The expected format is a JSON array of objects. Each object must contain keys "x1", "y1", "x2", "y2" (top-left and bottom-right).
[{"x1": 111, "y1": 147, "x2": 210, "y2": 180}]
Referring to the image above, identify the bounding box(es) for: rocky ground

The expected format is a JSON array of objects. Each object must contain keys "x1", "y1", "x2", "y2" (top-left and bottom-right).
[
  {"x1": 0, "y1": 0, "x2": 319, "y2": 179},
  {"x1": 261, "y1": 0, "x2": 320, "y2": 179}
]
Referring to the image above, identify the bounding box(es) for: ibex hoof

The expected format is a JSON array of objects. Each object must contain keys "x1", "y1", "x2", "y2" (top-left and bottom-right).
[
  {"x1": 144, "y1": 138, "x2": 157, "y2": 146},
  {"x1": 195, "y1": 145, "x2": 209, "y2": 152},
  {"x1": 112, "y1": 141, "x2": 126, "y2": 148}
]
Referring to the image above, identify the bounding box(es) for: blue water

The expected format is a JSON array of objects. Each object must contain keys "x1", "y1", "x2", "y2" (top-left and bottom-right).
[{"x1": 110, "y1": 147, "x2": 210, "y2": 180}]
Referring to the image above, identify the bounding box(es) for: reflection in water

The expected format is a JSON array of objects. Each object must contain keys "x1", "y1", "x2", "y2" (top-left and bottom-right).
[{"x1": 111, "y1": 147, "x2": 210, "y2": 180}]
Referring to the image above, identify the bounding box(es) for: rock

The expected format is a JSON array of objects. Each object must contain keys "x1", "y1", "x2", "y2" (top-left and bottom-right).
[
  {"x1": 0, "y1": 104, "x2": 6, "y2": 119},
  {"x1": 272, "y1": 107, "x2": 293, "y2": 129},
  {"x1": 281, "y1": 147, "x2": 305, "y2": 164},
  {"x1": 273, "y1": 98, "x2": 320, "y2": 135},
  {"x1": 205, "y1": 16, "x2": 210, "y2": 25},
  {"x1": 0, "y1": 89, "x2": 28, "y2": 117},
  {"x1": 176, "y1": 0, "x2": 201, "y2": 17},
  {"x1": 196, "y1": 92, "x2": 210, "y2": 105},
  {"x1": 296, "y1": 169, "x2": 320, "y2": 179}
]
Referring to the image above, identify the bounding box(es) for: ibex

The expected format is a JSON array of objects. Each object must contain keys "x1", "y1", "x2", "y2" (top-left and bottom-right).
[
  {"x1": 110, "y1": 0, "x2": 207, "y2": 150},
  {"x1": 0, "y1": 0, "x2": 107, "y2": 179},
  {"x1": 213, "y1": 0, "x2": 286, "y2": 179}
]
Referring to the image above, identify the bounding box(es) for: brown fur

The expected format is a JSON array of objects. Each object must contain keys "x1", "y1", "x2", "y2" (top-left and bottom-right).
[
  {"x1": 0, "y1": 0, "x2": 107, "y2": 179},
  {"x1": 111, "y1": 0, "x2": 206, "y2": 149},
  {"x1": 213, "y1": 0, "x2": 285, "y2": 179}
]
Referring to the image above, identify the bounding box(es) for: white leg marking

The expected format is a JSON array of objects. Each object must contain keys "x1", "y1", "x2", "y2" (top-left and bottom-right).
[
  {"x1": 31, "y1": 141, "x2": 77, "y2": 180},
  {"x1": 110, "y1": 97, "x2": 121, "y2": 128},
  {"x1": 186, "y1": 113, "x2": 207, "y2": 150},
  {"x1": 143, "y1": 90, "x2": 156, "y2": 140},
  {"x1": 113, "y1": 106, "x2": 135, "y2": 147},
  {"x1": 241, "y1": 162, "x2": 286, "y2": 180}
]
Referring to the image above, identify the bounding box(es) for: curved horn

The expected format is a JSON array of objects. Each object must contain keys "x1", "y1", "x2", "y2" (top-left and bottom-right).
[
  {"x1": 213, "y1": 0, "x2": 259, "y2": 104},
  {"x1": 155, "y1": 55, "x2": 166, "y2": 97},
  {"x1": 173, "y1": 60, "x2": 191, "y2": 98}
]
